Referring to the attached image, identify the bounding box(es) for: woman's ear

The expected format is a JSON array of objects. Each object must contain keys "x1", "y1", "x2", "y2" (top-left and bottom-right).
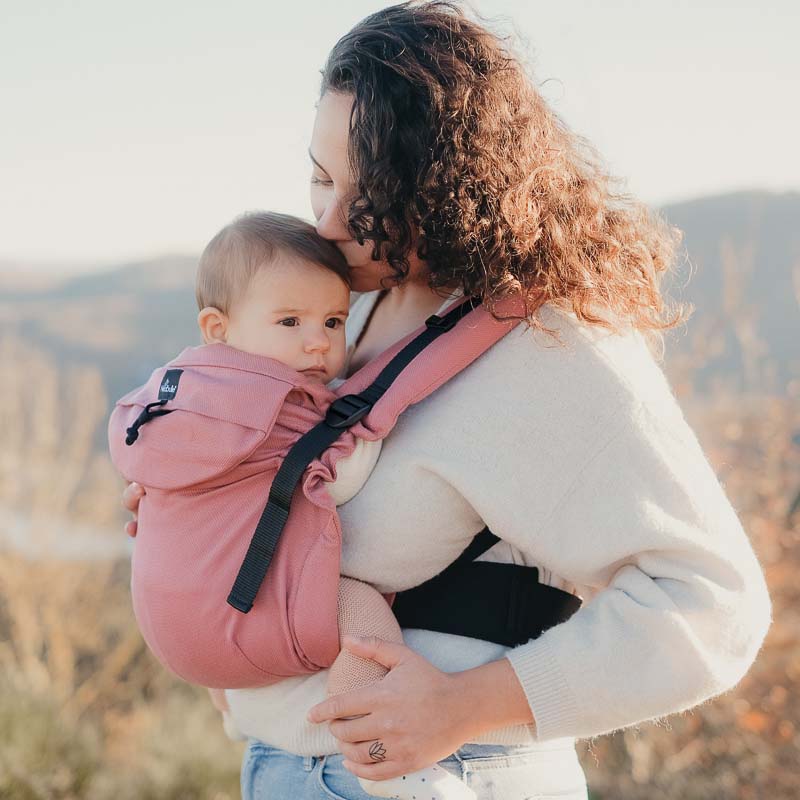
[{"x1": 198, "y1": 307, "x2": 228, "y2": 344}]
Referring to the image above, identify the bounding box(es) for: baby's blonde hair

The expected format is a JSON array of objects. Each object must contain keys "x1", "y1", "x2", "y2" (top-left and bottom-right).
[{"x1": 196, "y1": 211, "x2": 350, "y2": 314}]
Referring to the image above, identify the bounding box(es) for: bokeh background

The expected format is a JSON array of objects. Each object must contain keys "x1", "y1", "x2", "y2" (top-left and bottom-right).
[{"x1": 1, "y1": 1, "x2": 798, "y2": 797}]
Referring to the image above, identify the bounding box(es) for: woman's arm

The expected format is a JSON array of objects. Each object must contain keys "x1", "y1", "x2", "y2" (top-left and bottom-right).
[
  {"x1": 473, "y1": 400, "x2": 773, "y2": 741},
  {"x1": 452, "y1": 656, "x2": 535, "y2": 732},
  {"x1": 309, "y1": 396, "x2": 772, "y2": 777}
]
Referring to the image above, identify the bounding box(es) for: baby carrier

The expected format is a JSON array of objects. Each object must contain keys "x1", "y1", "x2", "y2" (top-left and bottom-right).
[{"x1": 108, "y1": 296, "x2": 582, "y2": 689}]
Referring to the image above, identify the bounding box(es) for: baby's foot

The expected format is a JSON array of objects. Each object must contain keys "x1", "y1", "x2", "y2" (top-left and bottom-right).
[{"x1": 358, "y1": 763, "x2": 475, "y2": 800}]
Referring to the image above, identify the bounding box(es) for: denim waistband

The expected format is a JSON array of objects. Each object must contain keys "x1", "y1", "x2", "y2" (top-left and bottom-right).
[
  {"x1": 246, "y1": 737, "x2": 576, "y2": 762},
  {"x1": 454, "y1": 740, "x2": 576, "y2": 759},
  {"x1": 243, "y1": 737, "x2": 587, "y2": 799}
]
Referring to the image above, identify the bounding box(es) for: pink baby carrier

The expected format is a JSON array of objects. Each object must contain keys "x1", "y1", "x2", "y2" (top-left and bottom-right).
[{"x1": 108, "y1": 296, "x2": 521, "y2": 689}]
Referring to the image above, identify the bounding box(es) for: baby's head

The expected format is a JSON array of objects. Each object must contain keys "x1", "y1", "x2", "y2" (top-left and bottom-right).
[{"x1": 196, "y1": 211, "x2": 351, "y2": 384}]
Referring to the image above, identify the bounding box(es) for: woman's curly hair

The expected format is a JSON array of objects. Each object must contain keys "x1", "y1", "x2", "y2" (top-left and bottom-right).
[{"x1": 321, "y1": 1, "x2": 687, "y2": 345}]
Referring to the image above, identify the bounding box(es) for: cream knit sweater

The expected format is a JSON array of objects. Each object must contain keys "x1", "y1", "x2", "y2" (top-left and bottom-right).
[{"x1": 225, "y1": 290, "x2": 772, "y2": 756}]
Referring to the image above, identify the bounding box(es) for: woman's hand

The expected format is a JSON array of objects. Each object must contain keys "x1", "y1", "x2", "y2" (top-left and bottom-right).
[
  {"x1": 121, "y1": 481, "x2": 145, "y2": 537},
  {"x1": 306, "y1": 635, "x2": 479, "y2": 781}
]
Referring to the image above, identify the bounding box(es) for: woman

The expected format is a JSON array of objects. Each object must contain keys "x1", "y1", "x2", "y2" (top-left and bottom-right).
[{"x1": 123, "y1": 3, "x2": 771, "y2": 798}]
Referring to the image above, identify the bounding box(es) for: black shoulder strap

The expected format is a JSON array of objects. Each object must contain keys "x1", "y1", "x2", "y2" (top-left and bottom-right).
[{"x1": 227, "y1": 296, "x2": 482, "y2": 613}]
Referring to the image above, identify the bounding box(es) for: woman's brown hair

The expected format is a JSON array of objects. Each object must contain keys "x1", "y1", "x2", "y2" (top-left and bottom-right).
[{"x1": 321, "y1": 1, "x2": 686, "y2": 345}]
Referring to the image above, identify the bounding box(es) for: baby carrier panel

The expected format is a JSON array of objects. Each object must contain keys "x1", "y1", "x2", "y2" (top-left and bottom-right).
[
  {"x1": 110, "y1": 345, "x2": 357, "y2": 687},
  {"x1": 108, "y1": 299, "x2": 524, "y2": 689}
]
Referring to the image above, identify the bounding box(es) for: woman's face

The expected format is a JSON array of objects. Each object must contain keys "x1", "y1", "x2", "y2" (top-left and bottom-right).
[{"x1": 309, "y1": 91, "x2": 424, "y2": 293}]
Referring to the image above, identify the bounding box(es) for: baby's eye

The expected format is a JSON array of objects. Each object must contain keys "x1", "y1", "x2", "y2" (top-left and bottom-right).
[
  {"x1": 325, "y1": 318, "x2": 344, "y2": 329},
  {"x1": 278, "y1": 318, "x2": 299, "y2": 327}
]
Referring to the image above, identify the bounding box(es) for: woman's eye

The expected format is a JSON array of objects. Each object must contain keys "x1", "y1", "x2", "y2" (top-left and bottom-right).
[
  {"x1": 279, "y1": 318, "x2": 298, "y2": 327},
  {"x1": 311, "y1": 175, "x2": 333, "y2": 187},
  {"x1": 325, "y1": 318, "x2": 344, "y2": 329}
]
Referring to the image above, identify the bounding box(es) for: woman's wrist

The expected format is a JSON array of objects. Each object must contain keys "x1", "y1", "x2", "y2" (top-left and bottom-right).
[{"x1": 449, "y1": 657, "x2": 535, "y2": 739}]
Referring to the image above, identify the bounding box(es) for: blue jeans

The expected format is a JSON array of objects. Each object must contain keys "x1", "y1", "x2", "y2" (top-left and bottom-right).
[{"x1": 240, "y1": 740, "x2": 588, "y2": 800}]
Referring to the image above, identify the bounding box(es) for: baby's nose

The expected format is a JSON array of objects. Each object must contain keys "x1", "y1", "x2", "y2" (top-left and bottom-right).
[{"x1": 304, "y1": 330, "x2": 331, "y2": 352}]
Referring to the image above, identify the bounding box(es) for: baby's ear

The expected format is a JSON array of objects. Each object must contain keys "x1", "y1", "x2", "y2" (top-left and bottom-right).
[{"x1": 198, "y1": 306, "x2": 228, "y2": 344}]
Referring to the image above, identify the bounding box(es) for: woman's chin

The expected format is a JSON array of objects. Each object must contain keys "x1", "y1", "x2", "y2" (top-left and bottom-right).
[
  {"x1": 349, "y1": 278, "x2": 384, "y2": 293},
  {"x1": 346, "y1": 266, "x2": 392, "y2": 294}
]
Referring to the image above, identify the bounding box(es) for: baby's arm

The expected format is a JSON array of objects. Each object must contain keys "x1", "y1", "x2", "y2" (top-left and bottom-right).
[
  {"x1": 327, "y1": 576, "x2": 403, "y2": 697},
  {"x1": 327, "y1": 440, "x2": 399, "y2": 695}
]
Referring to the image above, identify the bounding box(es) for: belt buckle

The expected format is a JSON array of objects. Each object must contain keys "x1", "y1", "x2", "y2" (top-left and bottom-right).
[{"x1": 325, "y1": 394, "x2": 373, "y2": 429}]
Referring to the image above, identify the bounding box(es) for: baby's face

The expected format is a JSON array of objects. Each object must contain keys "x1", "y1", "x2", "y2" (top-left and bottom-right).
[{"x1": 225, "y1": 255, "x2": 350, "y2": 384}]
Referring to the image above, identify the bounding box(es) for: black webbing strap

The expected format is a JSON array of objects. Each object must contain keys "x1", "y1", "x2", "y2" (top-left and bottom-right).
[
  {"x1": 227, "y1": 295, "x2": 482, "y2": 613},
  {"x1": 392, "y1": 528, "x2": 583, "y2": 647},
  {"x1": 448, "y1": 527, "x2": 500, "y2": 566}
]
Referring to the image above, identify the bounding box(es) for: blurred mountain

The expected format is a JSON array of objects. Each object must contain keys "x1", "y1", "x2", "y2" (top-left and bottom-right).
[
  {"x1": 0, "y1": 255, "x2": 202, "y2": 413},
  {"x1": 0, "y1": 190, "x2": 798, "y2": 410},
  {"x1": 661, "y1": 190, "x2": 800, "y2": 393}
]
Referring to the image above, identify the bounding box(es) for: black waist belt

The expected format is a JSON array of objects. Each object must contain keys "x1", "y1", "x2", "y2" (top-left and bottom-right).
[{"x1": 392, "y1": 528, "x2": 582, "y2": 647}]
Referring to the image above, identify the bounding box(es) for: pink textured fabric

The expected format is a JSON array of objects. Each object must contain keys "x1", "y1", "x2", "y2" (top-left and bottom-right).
[{"x1": 108, "y1": 298, "x2": 521, "y2": 689}]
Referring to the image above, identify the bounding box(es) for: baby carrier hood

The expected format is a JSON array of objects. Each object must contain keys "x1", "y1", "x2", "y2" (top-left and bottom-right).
[{"x1": 108, "y1": 344, "x2": 336, "y2": 491}]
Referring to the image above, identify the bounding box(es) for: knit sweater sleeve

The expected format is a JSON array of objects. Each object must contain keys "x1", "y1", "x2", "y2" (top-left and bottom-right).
[
  {"x1": 437, "y1": 316, "x2": 771, "y2": 740},
  {"x1": 449, "y1": 318, "x2": 772, "y2": 742}
]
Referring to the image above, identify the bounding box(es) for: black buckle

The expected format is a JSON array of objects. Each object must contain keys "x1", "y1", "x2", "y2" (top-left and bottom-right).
[
  {"x1": 325, "y1": 394, "x2": 373, "y2": 429},
  {"x1": 425, "y1": 313, "x2": 457, "y2": 332}
]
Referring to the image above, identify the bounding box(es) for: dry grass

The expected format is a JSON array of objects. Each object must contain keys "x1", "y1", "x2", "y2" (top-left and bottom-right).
[
  {"x1": 0, "y1": 336, "x2": 243, "y2": 798},
  {"x1": 0, "y1": 553, "x2": 244, "y2": 799}
]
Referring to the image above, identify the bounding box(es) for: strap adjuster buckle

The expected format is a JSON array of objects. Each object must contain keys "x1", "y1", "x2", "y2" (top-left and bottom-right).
[
  {"x1": 325, "y1": 394, "x2": 373, "y2": 429},
  {"x1": 425, "y1": 313, "x2": 457, "y2": 332}
]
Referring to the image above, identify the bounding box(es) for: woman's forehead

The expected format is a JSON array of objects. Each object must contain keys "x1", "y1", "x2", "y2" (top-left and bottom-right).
[{"x1": 309, "y1": 91, "x2": 353, "y2": 175}]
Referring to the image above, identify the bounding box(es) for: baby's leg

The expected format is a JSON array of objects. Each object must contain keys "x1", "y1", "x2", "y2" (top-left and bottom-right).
[
  {"x1": 328, "y1": 576, "x2": 403, "y2": 697},
  {"x1": 328, "y1": 578, "x2": 475, "y2": 800}
]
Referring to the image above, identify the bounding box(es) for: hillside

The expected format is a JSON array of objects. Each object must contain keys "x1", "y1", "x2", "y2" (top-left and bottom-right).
[
  {"x1": 662, "y1": 190, "x2": 800, "y2": 393},
  {"x1": 0, "y1": 190, "x2": 797, "y2": 418}
]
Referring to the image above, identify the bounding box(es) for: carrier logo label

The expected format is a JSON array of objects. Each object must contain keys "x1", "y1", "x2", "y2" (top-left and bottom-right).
[{"x1": 158, "y1": 369, "x2": 184, "y2": 401}]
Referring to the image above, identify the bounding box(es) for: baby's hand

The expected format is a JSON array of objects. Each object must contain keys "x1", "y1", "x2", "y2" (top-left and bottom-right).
[{"x1": 121, "y1": 481, "x2": 145, "y2": 537}]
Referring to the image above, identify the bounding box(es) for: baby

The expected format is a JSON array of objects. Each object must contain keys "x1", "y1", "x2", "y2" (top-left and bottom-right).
[
  {"x1": 195, "y1": 211, "x2": 401, "y2": 700},
  {"x1": 125, "y1": 211, "x2": 473, "y2": 800}
]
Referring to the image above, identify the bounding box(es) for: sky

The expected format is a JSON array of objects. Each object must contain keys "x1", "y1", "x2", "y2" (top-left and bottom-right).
[{"x1": 1, "y1": 0, "x2": 798, "y2": 271}]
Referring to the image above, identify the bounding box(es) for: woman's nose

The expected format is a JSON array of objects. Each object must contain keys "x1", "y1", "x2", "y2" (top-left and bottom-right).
[{"x1": 315, "y1": 197, "x2": 350, "y2": 241}]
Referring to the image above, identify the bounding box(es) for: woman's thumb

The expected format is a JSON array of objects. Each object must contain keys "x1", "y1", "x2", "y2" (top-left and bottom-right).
[{"x1": 342, "y1": 635, "x2": 407, "y2": 669}]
